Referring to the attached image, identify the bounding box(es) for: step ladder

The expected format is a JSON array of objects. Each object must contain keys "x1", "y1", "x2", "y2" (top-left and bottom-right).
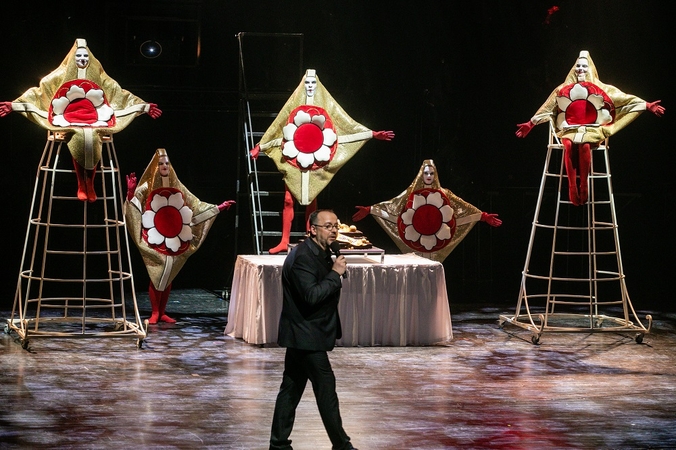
[
  {"x1": 5, "y1": 131, "x2": 147, "y2": 349},
  {"x1": 235, "y1": 32, "x2": 307, "y2": 255},
  {"x1": 499, "y1": 123, "x2": 652, "y2": 344}
]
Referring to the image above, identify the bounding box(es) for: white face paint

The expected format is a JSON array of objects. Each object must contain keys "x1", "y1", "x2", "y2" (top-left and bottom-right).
[
  {"x1": 423, "y1": 165, "x2": 435, "y2": 185},
  {"x1": 75, "y1": 47, "x2": 90, "y2": 69},
  {"x1": 575, "y1": 57, "x2": 589, "y2": 81},
  {"x1": 158, "y1": 155, "x2": 170, "y2": 177},
  {"x1": 304, "y1": 76, "x2": 317, "y2": 97}
]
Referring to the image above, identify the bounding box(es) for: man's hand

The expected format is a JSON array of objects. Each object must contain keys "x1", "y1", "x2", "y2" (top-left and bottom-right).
[
  {"x1": 515, "y1": 121, "x2": 535, "y2": 138},
  {"x1": 0, "y1": 101, "x2": 13, "y2": 117},
  {"x1": 352, "y1": 206, "x2": 371, "y2": 222},
  {"x1": 646, "y1": 100, "x2": 665, "y2": 117},
  {"x1": 481, "y1": 212, "x2": 502, "y2": 227},
  {"x1": 332, "y1": 254, "x2": 347, "y2": 277},
  {"x1": 147, "y1": 103, "x2": 162, "y2": 119},
  {"x1": 218, "y1": 200, "x2": 236, "y2": 211},
  {"x1": 372, "y1": 130, "x2": 395, "y2": 141},
  {"x1": 126, "y1": 173, "x2": 137, "y2": 201}
]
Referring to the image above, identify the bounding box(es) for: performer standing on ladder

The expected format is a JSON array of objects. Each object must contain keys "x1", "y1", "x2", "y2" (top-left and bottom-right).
[
  {"x1": 515, "y1": 50, "x2": 664, "y2": 206},
  {"x1": 250, "y1": 69, "x2": 394, "y2": 254}
]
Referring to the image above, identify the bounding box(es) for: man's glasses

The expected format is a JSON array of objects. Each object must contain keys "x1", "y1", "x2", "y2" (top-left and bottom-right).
[{"x1": 313, "y1": 223, "x2": 340, "y2": 231}]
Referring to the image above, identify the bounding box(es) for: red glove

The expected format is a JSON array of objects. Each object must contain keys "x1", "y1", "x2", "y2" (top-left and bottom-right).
[
  {"x1": 646, "y1": 100, "x2": 665, "y2": 117},
  {"x1": 147, "y1": 103, "x2": 162, "y2": 119},
  {"x1": 481, "y1": 212, "x2": 502, "y2": 227},
  {"x1": 352, "y1": 206, "x2": 371, "y2": 222},
  {"x1": 0, "y1": 101, "x2": 13, "y2": 117},
  {"x1": 515, "y1": 121, "x2": 535, "y2": 138},
  {"x1": 126, "y1": 173, "x2": 137, "y2": 201},
  {"x1": 250, "y1": 144, "x2": 260, "y2": 160},
  {"x1": 372, "y1": 130, "x2": 395, "y2": 141},
  {"x1": 218, "y1": 200, "x2": 236, "y2": 211}
]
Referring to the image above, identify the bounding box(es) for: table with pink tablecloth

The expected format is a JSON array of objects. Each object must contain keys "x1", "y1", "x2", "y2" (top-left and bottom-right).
[{"x1": 224, "y1": 253, "x2": 452, "y2": 346}]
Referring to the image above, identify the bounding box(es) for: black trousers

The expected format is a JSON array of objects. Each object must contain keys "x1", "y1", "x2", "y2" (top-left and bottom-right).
[{"x1": 269, "y1": 348, "x2": 351, "y2": 450}]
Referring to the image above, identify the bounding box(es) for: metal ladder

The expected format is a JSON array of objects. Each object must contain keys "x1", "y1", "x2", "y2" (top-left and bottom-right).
[
  {"x1": 499, "y1": 123, "x2": 651, "y2": 344},
  {"x1": 235, "y1": 32, "x2": 306, "y2": 255},
  {"x1": 5, "y1": 131, "x2": 146, "y2": 349}
]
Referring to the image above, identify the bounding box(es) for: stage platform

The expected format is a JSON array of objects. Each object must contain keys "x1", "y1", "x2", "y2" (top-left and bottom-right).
[{"x1": 2, "y1": 292, "x2": 676, "y2": 449}]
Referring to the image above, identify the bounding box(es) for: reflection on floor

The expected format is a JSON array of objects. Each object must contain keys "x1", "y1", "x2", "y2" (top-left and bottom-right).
[{"x1": 2, "y1": 290, "x2": 676, "y2": 449}]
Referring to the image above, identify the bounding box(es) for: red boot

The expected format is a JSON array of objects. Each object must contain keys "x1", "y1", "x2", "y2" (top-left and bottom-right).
[
  {"x1": 73, "y1": 158, "x2": 89, "y2": 202},
  {"x1": 159, "y1": 283, "x2": 176, "y2": 323},
  {"x1": 578, "y1": 143, "x2": 591, "y2": 205},
  {"x1": 148, "y1": 282, "x2": 161, "y2": 324},
  {"x1": 563, "y1": 140, "x2": 580, "y2": 206},
  {"x1": 269, "y1": 189, "x2": 295, "y2": 254},
  {"x1": 85, "y1": 165, "x2": 97, "y2": 203}
]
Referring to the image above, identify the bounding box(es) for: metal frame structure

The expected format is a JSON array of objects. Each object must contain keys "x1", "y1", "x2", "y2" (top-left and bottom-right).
[
  {"x1": 5, "y1": 131, "x2": 146, "y2": 349},
  {"x1": 499, "y1": 123, "x2": 651, "y2": 344}
]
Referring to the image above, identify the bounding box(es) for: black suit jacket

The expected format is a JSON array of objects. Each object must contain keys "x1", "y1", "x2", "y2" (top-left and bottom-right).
[{"x1": 277, "y1": 238, "x2": 343, "y2": 351}]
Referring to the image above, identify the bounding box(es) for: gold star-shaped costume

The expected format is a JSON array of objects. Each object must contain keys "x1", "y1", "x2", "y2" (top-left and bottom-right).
[
  {"x1": 9, "y1": 38, "x2": 154, "y2": 171},
  {"x1": 529, "y1": 50, "x2": 647, "y2": 144},
  {"x1": 125, "y1": 149, "x2": 220, "y2": 291},
  {"x1": 258, "y1": 69, "x2": 374, "y2": 205},
  {"x1": 367, "y1": 160, "x2": 484, "y2": 263}
]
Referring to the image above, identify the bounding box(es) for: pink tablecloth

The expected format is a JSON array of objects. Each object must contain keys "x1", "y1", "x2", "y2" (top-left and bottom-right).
[{"x1": 224, "y1": 253, "x2": 452, "y2": 346}]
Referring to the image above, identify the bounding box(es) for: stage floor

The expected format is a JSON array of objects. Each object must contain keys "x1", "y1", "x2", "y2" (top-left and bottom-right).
[{"x1": 2, "y1": 290, "x2": 676, "y2": 449}]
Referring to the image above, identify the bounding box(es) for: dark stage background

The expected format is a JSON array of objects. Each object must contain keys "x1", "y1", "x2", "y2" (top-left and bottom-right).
[{"x1": 0, "y1": 1, "x2": 673, "y2": 312}]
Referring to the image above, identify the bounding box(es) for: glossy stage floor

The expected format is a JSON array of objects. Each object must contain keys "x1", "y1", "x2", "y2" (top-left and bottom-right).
[{"x1": 1, "y1": 289, "x2": 676, "y2": 449}]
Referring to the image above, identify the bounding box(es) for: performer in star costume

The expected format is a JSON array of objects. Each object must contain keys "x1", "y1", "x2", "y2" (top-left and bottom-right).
[
  {"x1": 251, "y1": 69, "x2": 394, "y2": 254},
  {"x1": 125, "y1": 148, "x2": 235, "y2": 324},
  {"x1": 352, "y1": 160, "x2": 501, "y2": 263},
  {"x1": 0, "y1": 38, "x2": 162, "y2": 202},
  {"x1": 516, "y1": 50, "x2": 665, "y2": 205}
]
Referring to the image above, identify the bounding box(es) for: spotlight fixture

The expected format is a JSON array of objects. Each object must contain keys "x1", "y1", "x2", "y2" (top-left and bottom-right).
[{"x1": 139, "y1": 40, "x2": 162, "y2": 59}]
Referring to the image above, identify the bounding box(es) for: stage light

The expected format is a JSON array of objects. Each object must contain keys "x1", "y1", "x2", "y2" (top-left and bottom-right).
[{"x1": 139, "y1": 40, "x2": 162, "y2": 59}]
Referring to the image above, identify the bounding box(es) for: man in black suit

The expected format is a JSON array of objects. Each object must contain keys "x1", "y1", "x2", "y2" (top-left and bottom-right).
[{"x1": 269, "y1": 209, "x2": 357, "y2": 450}]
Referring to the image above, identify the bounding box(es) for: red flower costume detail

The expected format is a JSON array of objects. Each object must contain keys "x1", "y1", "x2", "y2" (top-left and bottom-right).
[
  {"x1": 397, "y1": 188, "x2": 457, "y2": 252},
  {"x1": 281, "y1": 105, "x2": 337, "y2": 170},
  {"x1": 141, "y1": 187, "x2": 193, "y2": 256},
  {"x1": 49, "y1": 79, "x2": 116, "y2": 127},
  {"x1": 556, "y1": 82, "x2": 615, "y2": 129}
]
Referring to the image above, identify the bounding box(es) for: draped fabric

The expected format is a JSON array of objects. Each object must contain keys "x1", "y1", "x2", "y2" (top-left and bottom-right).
[
  {"x1": 225, "y1": 254, "x2": 453, "y2": 346},
  {"x1": 258, "y1": 69, "x2": 373, "y2": 205},
  {"x1": 368, "y1": 160, "x2": 482, "y2": 262},
  {"x1": 125, "y1": 149, "x2": 220, "y2": 291},
  {"x1": 11, "y1": 38, "x2": 151, "y2": 169}
]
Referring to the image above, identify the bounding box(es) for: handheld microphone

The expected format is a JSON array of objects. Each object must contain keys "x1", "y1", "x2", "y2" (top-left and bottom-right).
[{"x1": 329, "y1": 241, "x2": 348, "y2": 279}]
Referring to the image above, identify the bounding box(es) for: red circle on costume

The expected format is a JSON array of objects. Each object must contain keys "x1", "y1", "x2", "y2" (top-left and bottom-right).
[
  {"x1": 397, "y1": 188, "x2": 456, "y2": 253},
  {"x1": 293, "y1": 122, "x2": 324, "y2": 153},
  {"x1": 411, "y1": 204, "x2": 443, "y2": 235},
  {"x1": 154, "y1": 206, "x2": 183, "y2": 237},
  {"x1": 565, "y1": 100, "x2": 598, "y2": 125},
  {"x1": 49, "y1": 79, "x2": 116, "y2": 127},
  {"x1": 559, "y1": 82, "x2": 615, "y2": 125},
  {"x1": 282, "y1": 105, "x2": 337, "y2": 170},
  {"x1": 142, "y1": 187, "x2": 191, "y2": 256}
]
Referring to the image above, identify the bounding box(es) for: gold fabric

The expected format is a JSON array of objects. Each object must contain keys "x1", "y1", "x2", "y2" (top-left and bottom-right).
[
  {"x1": 12, "y1": 39, "x2": 151, "y2": 169},
  {"x1": 370, "y1": 160, "x2": 482, "y2": 263},
  {"x1": 125, "y1": 149, "x2": 220, "y2": 291},
  {"x1": 258, "y1": 69, "x2": 372, "y2": 205},
  {"x1": 530, "y1": 50, "x2": 646, "y2": 144}
]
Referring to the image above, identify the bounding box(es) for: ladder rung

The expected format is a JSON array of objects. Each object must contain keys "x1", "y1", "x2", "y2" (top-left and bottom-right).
[
  {"x1": 252, "y1": 190, "x2": 286, "y2": 196},
  {"x1": 258, "y1": 231, "x2": 307, "y2": 237},
  {"x1": 249, "y1": 171, "x2": 281, "y2": 177}
]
